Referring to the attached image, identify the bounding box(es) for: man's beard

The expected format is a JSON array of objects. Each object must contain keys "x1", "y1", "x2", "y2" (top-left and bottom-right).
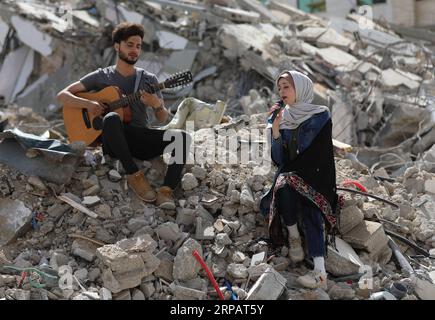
[{"x1": 118, "y1": 51, "x2": 138, "y2": 65}]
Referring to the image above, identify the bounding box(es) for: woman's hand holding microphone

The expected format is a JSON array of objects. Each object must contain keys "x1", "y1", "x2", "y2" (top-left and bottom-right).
[{"x1": 269, "y1": 101, "x2": 284, "y2": 139}]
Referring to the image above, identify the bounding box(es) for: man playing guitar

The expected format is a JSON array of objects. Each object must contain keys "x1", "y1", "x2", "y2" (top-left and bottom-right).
[{"x1": 57, "y1": 22, "x2": 191, "y2": 209}]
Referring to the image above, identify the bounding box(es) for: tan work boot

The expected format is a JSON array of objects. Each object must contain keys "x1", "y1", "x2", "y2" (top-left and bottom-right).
[
  {"x1": 127, "y1": 171, "x2": 156, "y2": 203},
  {"x1": 155, "y1": 186, "x2": 176, "y2": 210}
]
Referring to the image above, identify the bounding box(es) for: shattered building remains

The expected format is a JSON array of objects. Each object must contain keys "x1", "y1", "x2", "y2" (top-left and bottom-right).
[{"x1": 0, "y1": 0, "x2": 435, "y2": 301}]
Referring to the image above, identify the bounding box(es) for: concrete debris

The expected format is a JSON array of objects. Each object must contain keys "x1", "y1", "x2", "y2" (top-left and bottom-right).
[
  {"x1": 342, "y1": 221, "x2": 389, "y2": 253},
  {"x1": 325, "y1": 238, "x2": 363, "y2": 277},
  {"x1": 246, "y1": 266, "x2": 286, "y2": 300},
  {"x1": 96, "y1": 235, "x2": 159, "y2": 294},
  {"x1": 170, "y1": 282, "x2": 206, "y2": 300},
  {"x1": 0, "y1": 199, "x2": 32, "y2": 246},
  {"x1": 173, "y1": 238, "x2": 202, "y2": 281},
  {"x1": 0, "y1": 0, "x2": 434, "y2": 301}
]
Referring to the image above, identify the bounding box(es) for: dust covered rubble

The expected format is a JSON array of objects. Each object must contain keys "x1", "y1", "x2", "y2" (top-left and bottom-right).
[{"x1": 1, "y1": 110, "x2": 435, "y2": 300}]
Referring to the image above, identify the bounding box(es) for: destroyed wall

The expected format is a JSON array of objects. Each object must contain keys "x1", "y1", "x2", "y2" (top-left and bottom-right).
[
  {"x1": 0, "y1": 0, "x2": 110, "y2": 118},
  {"x1": 0, "y1": 0, "x2": 435, "y2": 301}
]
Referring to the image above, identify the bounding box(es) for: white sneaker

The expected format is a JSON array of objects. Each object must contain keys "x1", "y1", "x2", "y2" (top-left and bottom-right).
[
  {"x1": 297, "y1": 270, "x2": 328, "y2": 290},
  {"x1": 288, "y1": 237, "x2": 305, "y2": 263}
]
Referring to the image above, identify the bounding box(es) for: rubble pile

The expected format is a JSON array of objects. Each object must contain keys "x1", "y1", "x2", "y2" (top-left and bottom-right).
[
  {"x1": 0, "y1": 0, "x2": 435, "y2": 300},
  {"x1": 1, "y1": 0, "x2": 433, "y2": 150},
  {"x1": 1, "y1": 109, "x2": 435, "y2": 301}
]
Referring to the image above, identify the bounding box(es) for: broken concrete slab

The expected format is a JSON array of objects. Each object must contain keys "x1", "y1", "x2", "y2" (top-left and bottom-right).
[
  {"x1": 339, "y1": 206, "x2": 365, "y2": 235},
  {"x1": 173, "y1": 238, "x2": 203, "y2": 281},
  {"x1": 71, "y1": 10, "x2": 100, "y2": 28},
  {"x1": 154, "y1": 256, "x2": 174, "y2": 282},
  {"x1": 72, "y1": 239, "x2": 99, "y2": 262},
  {"x1": 97, "y1": 244, "x2": 149, "y2": 294},
  {"x1": 162, "y1": 49, "x2": 198, "y2": 76},
  {"x1": 117, "y1": 234, "x2": 158, "y2": 254},
  {"x1": 342, "y1": 221, "x2": 389, "y2": 253},
  {"x1": 195, "y1": 216, "x2": 215, "y2": 241},
  {"x1": 0, "y1": 249, "x2": 12, "y2": 267},
  {"x1": 11, "y1": 16, "x2": 53, "y2": 57},
  {"x1": 341, "y1": 15, "x2": 402, "y2": 47},
  {"x1": 380, "y1": 69, "x2": 420, "y2": 90},
  {"x1": 156, "y1": 222, "x2": 181, "y2": 242},
  {"x1": 298, "y1": 27, "x2": 327, "y2": 42},
  {"x1": 298, "y1": 26, "x2": 351, "y2": 50},
  {"x1": 0, "y1": 199, "x2": 32, "y2": 246},
  {"x1": 181, "y1": 172, "x2": 199, "y2": 190},
  {"x1": 227, "y1": 263, "x2": 248, "y2": 279},
  {"x1": 212, "y1": 5, "x2": 260, "y2": 23},
  {"x1": 316, "y1": 28, "x2": 352, "y2": 50},
  {"x1": 414, "y1": 275, "x2": 435, "y2": 300},
  {"x1": 246, "y1": 266, "x2": 286, "y2": 300},
  {"x1": 0, "y1": 17, "x2": 8, "y2": 51},
  {"x1": 82, "y1": 196, "x2": 101, "y2": 206},
  {"x1": 0, "y1": 46, "x2": 34, "y2": 104},
  {"x1": 176, "y1": 208, "x2": 196, "y2": 226},
  {"x1": 170, "y1": 283, "x2": 206, "y2": 300},
  {"x1": 424, "y1": 179, "x2": 435, "y2": 194},
  {"x1": 117, "y1": 4, "x2": 144, "y2": 24},
  {"x1": 375, "y1": 104, "x2": 429, "y2": 147},
  {"x1": 330, "y1": 92, "x2": 356, "y2": 144},
  {"x1": 15, "y1": 1, "x2": 69, "y2": 33},
  {"x1": 156, "y1": 30, "x2": 188, "y2": 50},
  {"x1": 325, "y1": 237, "x2": 363, "y2": 277},
  {"x1": 316, "y1": 47, "x2": 358, "y2": 71},
  {"x1": 238, "y1": 0, "x2": 275, "y2": 22},
  {"x1": 367, "y1": 241, "x2": 393, "y2": 265},
  {"x1": 140, "y1": 281, "x2": 156, "y2": 299},
  {"x1": 217, "y1": 23, "x2": 282, "y2": 59},
  {"x1": 240, "y1": 183, "x2": 255, "y2": 208}
]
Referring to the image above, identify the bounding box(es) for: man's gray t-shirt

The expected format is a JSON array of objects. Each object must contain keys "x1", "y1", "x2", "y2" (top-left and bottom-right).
[{"x1": 79, "y1": 65, "x2": 162, "y2": 128}]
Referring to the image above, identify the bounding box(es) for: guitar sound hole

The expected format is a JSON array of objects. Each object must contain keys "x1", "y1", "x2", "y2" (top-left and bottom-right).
[
  {"x1": 82, "y1": 109, "x2": 91, "y2": 129},
  {"x1": 93, "y1": 117, "x2": 103, "y2": 130}
]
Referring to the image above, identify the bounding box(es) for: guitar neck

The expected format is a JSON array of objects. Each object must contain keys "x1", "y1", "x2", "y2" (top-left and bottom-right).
[{"x1": 108, "y1": 82, "x2": 165, "y2": 112}]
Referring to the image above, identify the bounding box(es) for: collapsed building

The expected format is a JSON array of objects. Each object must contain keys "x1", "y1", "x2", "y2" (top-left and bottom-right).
[{"x1": 0, "y1": 0, "x2": 435, "y2": 300}]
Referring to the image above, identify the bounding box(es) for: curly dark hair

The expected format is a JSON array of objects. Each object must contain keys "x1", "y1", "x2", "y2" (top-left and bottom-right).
[{"x1": 112, "y1": 22, "x2": 144, "y2": 44}]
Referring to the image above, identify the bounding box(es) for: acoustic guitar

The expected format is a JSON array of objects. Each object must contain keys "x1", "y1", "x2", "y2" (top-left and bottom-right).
[{"x1": 63, "y1": 70, "x2": 193, "y2": 146}]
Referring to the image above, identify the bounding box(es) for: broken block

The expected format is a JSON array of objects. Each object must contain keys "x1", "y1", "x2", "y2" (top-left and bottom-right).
[
  {"x1": 173, "y1": 238, "x2": 202, "y2": 281},
  {"x1": 342, "y1": 221, "x2": 389, "y2": 253},
  {"x1": 156, "y1": 222, "x2": 181, "y2": 242},
  {"x1": 246, "y1": 266, "x2": 286, "y2": 300},
  {"x1": 339, "y1": 206, "x2": 364, "y2": 235},
  {"x1": 325, "y1": 238, "x2": 363, "y2": 276},
  {"x1": 72, "y1": 239, "x2": 98, "y2": 262},
  {"x1": 0, "y1": 199, "x2": 32, "y2": 246}
]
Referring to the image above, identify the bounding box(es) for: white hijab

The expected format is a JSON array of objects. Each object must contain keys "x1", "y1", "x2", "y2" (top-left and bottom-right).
[{"x1": 267, "y1": 70, "x2": 329, "y2": 130}]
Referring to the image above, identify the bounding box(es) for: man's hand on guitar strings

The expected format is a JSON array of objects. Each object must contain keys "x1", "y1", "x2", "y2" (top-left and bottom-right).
[
  {"x1": 139, "y1": 90, "x2": 162, "y2": 109},
  {"x1": 86, "y1": 100, "x2": 106, "y2": 116}
]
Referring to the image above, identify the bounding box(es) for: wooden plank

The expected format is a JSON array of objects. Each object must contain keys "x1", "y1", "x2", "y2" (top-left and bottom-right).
[{"x1": 57, "y1": 195, "x2": 98, "y2": 219}]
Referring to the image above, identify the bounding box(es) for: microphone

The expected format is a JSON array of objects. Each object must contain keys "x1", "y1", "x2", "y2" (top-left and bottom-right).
[{"x1": 268, "y1": 100, "x2": 284, "y2": 124}]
